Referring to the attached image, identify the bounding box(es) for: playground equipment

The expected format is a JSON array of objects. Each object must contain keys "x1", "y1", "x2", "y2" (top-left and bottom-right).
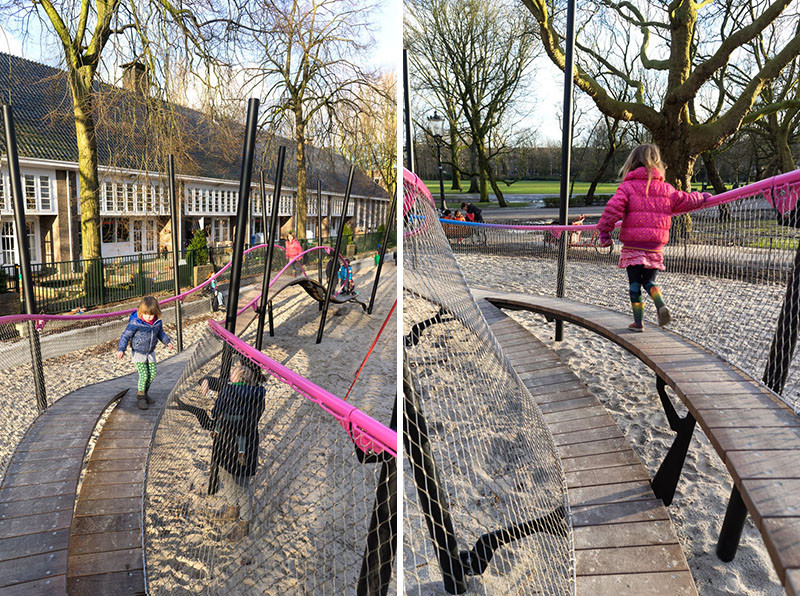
[
  {"x1": 440, "y1": 170, "x2": 800, "y2": 414},
  {"x1": 403, "y1": 169, "x2": 574, "y2": 595}
]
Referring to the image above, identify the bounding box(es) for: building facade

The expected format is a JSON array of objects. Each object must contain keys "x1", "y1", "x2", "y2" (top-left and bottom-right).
[{"x1": 0, "y1": 53, "x2": 390, "y2": 267}]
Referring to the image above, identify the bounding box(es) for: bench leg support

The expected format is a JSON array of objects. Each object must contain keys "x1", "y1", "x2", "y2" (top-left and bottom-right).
[
  {"x1": 716, "y1": 485, "x2": 748, "y2": 562},
  {"x1": 651, "y1": 376, "x2": 696, "y2": 507}
]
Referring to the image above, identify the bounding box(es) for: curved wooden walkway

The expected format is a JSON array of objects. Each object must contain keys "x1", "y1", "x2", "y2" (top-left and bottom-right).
[
  {"x1": 473, "y1": 289, "x2": 800, "y2": 596},
  {"x1": 474, "y1": 296, "x2": 697, "y2": 595},
  {"x1": 0, "y1": 299, "x2": 259, "y2": 595}
]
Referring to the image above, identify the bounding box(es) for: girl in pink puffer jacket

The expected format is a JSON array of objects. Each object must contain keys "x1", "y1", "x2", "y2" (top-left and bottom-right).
[{"x1": 597, "y1": 144, "x2": 710, "y2": 331}]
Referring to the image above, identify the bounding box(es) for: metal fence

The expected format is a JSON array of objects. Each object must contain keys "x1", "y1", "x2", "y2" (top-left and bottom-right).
[{"x1": 0, "y1": 232, "x2": 392, "y2": 315}]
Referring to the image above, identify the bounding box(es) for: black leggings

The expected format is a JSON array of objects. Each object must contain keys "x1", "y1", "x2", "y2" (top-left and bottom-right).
[{"x1": 626, "y1": 265, "x2": 658, "y2": 302}]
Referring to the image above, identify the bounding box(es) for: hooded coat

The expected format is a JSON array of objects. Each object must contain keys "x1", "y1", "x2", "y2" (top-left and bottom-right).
[
  {"x1": 597, "y1": 166, "x2": 707, "y2": 252},
  {"x1": 117, "y1": 311, "x2": 171, "y2": 355}
]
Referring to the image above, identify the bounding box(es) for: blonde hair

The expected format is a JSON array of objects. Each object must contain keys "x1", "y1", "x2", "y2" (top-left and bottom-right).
[
  {"x1": 137, "y1": 296, "x2": 162, "y2": 319},
  {"x1": 620, "y1": 144, "x2": 665, "y2": 196}
]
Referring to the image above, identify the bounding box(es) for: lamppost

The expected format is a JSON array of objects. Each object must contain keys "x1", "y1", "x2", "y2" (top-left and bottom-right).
[{"x1": 427, "y1": 111, "x2": 447, "y2": 211}]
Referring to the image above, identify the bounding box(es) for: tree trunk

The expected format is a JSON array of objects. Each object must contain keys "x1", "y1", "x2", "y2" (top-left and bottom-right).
[
  {"x1": 702, "y1": 151, "x2": 731, "y2": 222},
  {"x1": 468, "y1": 143, "x2": 480, "y2": 193},
  {"x1": 486, "y1": 163, "x2": 507, "y2": 207},
  {"x1": 294, "y1": 106, "x2": 308, "y2": 241},
  {"x1": 586, "y1": 146, "x2": 616, "y2": 205},
  {"x1": 69, "y1": 66, "x2": 101, "y2": 263},
  {"x1": 449, "y1": 129, "x2": 461, "y2": 191}
]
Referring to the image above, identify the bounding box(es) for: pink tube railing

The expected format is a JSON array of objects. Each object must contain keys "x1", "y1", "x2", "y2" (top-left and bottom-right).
[
  {"x1": 420, "y1": 167, "x2": 800, "y2": 234},
  {"x1": 208, "y1": 318, "x2": 397, "y2": 457},
  {"x1": 0, "y1": 243, "x2": 337, "y2": 329}
]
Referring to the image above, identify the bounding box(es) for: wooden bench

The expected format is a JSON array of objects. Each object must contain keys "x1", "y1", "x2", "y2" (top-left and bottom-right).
[
  {"x1": 474, "y1": 297, "x2": 698, "y2": 595},
  {"x1": 472, "y1": 289, "x2": 800, "y2": 596}
]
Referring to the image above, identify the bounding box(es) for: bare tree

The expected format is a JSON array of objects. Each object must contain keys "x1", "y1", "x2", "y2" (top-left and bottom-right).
[
  {"x1": 0, "y1": 0, "x2": 230, "y2": 268},
  {"x1": 337, "y1": 72, "x2": 397, "y2": 198},
  {"x1": 238, "y1": 0, "x2": 377, "y2": 240},
  {"x1": 406, "y1": 0, "x2": 538, "y2": 205},
  {"x1": 524, "y1": 0, "x2": 800, "y2": 189}
]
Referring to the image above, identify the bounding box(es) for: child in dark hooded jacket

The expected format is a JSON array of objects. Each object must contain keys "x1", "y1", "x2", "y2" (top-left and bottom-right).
[{"x1": 116, "y1": 296, "x2": 174, "y2": 410}]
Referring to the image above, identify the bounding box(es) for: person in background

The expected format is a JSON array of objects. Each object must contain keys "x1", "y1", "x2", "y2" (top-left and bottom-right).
[
  {"x1": 285, "y1": 232, "x2": 303, "y2": 276},
  {"x1": 461, "y1": 202, "x2": 483, "y2": 223}
]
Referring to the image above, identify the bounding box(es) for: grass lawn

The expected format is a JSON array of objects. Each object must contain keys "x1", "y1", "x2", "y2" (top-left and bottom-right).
[{"x1": 423, "y1": 179, "x2": 621, "y2": 196}]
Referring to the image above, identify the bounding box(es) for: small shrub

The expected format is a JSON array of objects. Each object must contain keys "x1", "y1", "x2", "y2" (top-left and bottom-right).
[{"x1": 188, "y1": 229, "x2": 209, "y2": 266}]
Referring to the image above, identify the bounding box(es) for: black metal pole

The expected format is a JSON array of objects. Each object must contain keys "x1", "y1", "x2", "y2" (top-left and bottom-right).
[
  {"x1": 220, "y1": 98, "x2": 259, "y2": 379},
  {"x1": 403, "y1": 356, "x2": 467, "y2": 594},
  {"x1": 356, "y1": 400, "x2": 398, "y2": 596},
  {"x1": 403, "y1": 49, "x2": 416, "y2": 173},
  {"x1": 316, "y1": 165, "x2": 355, "y2": 344},
  {"x1": 256, "y1": 146, "x2": 286, "y2": 349},
  {"x1": 317, "y1": 180, "x2": 323, "y2": 285},
  {"x1": 436, "y1": 141, "x2": 446, "y2": 211},
  {"x1": 762, "y1": 240, "x2": 800, "y2": 394},
  {"x1": 167, "y1": 155, "x2": 183, "y2": 352},
  {"x1": 368, "y1": 194, "x2": 396, "y2": 315},
  {"x1": 555, "y1": 0, "x2": 577, "y2": 343},
  {"x1": 3, "y1": 104, "x2": 46, "y2": 411}
]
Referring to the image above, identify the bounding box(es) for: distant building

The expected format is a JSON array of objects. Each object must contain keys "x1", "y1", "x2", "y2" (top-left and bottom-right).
[{"x1": 0, "y1": 53, "x2": 390, "y2": 266}]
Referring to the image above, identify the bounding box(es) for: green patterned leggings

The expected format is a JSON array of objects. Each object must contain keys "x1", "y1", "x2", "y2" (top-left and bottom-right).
[{"x1": 135, "y1": 362, "x2": 157, "y2": 393}]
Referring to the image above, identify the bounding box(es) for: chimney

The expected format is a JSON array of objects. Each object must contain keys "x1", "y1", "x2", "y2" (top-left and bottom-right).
[{"x1": 121, "y1": 61, "x2": 148, "y2": 95}]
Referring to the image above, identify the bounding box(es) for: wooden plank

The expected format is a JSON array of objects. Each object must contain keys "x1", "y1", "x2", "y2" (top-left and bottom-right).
[
  {"x1": 562, "y1": 450, "x2": 642, "y2": 473},
  {"x1": 571, "y1": 499, "x2": 669, "y2": 527},
  {"x1": 567, "y1": 464, "x2": 651, "y2": 489},
  {"x1": 553, "y1": 425, "x2": 626, "y2": 447},
  {"x1": 80, "y1": 469, "x2": 144, "y2": 487},
  {"x1": 70, "y1": 483, "x2": 140, "y2": 501},
  {"x1": 726, "y1": 450, "x2": 800, "y2": 483},
  {"x1": 787, "y1": 569, "x2": 800, "y2": 596},
  {"x1": 531, "y1": 387, "x2": 590, "y2": 405},
  {"x1": 709, "y1": 427, "x2": 800, "y2": 457},
  {"x1": 0, "y1": 549, "x2": 68, "y2": 587},
  {"x1": 539, "y1": 396, "x2": 599, "y2": 414},
  {"x1": 2, "y1": 466, "x2": 80, "y2": 488},
  {"x1": 4, "y1": 447, "x2": 84, "y2": 464},
  {"x1": 575, "y1": 571, "x2": 697, "y2": 595},
  {"x1": 70, "y1": 511, "x2": 141, "y2": 535},
  {"x1": 0, "y1": 509, "x2": 73, "y2": 539},
  {"x1": 699, "y1": 408, "x2": 800, "y2": 429},
  {"x1": 687, "y1": 391, "x2": 786, "y2": 411},
  {"x1": 572, "y1": 519, "x2": 678, "y2": 549},
  {"x1": 761, "y1": 517, "x2": 800, "y2": 583},
  {"x1": 0, "y1": 494, "x2": 73, "y2": 520},
  {"x1": 543, "y1": 405, "x2": 609, "y2": 425},
  {"x1": 87, "y1": 447, "x2": 149, "y2": 461},
  {"x1": 740, "y1": 478, "x2": 800, "y2": 524},
  {"x1": 560, "y1": 437, "x2": 633, "y2": 459},
  {"x1": 568, "y1": 481, "x2": 655, "y2": 508},
  {"x1": 67, "y1": 547, "x2": 142, "y2": 577},
  {"x1": 0, "y1": 528, "x2": 69, "y2": 560},
  {"x1": 74, "y1": 497, "x2": 140, "y2": 518},
  {"x1": 82, "y1": 458, "x2": 143, "y2": 474},
  {"x1": 549, "y1": 413, "x2": 618, "y2": 435},
  {"x1": 67, "y1": 530, "x2": 141, "y2": 556},
  {"x1": 576, "y1": 543, "x2": 689, "y2": 576},
  {"x1": 66, "y1": 569, "x2": 144, "y2": 596},
  {"x1": 0, "y1": 575, "x2": 66, "y2": 595},
  {"x1": 0, "y1": 480, "x2": 74, "y2": 503}
]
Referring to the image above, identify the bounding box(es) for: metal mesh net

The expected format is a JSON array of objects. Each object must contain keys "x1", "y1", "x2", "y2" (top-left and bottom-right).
[
  {"x1": 403, "y1": 170, "x2": 574, "y2": 595},
  {"x1": 445, "y1": 172, "x2": 800, "y2": 415},
  {"x1": 144, "y1": 320, "x2": 397, "y2": 595}
]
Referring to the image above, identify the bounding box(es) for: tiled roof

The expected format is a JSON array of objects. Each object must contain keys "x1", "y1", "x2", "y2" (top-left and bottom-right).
[{"x1": 0, "y1": 53, "x2": 387, "y2": 198}]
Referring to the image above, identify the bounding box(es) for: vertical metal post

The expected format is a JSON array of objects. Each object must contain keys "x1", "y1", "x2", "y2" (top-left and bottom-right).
[
  {"x1": 763, "y1": 240, "x2": 800, "y2": 394},
  {"x1": 317, "y1": 180, "x2": 323, "y2": 285},
  {"x1": 316, "y1": 165, "x2": 355, "y2": 344},
  {"x1": 168, "y1": 154, "x2": 183, "y2": 352},
  {"x1": 555, "y1": 0, "x2": 576, "y2": 342},
  {"x1": 137, "y1": 253, "x2": 144, "y2": 296},
  {"x1": 3, "y1": 104, "x2": 46, "y2": 411},
  {"x1": 403, "y1": 356, "x2": 467, "y2": 594},
  {"x1": 357, "y1": 401, "x2": 397, "y2": 596},
  {"x1": 403, "y1": 49, "x2": 416, "y2": 173},
  {"x1": 368, "y1": 194, "x2": 396, "y2": 315},
  {"x1": 220, "y1": 98, "x2": 259, "y2": 379},
  {"x1": 436, "y1": 142, "x2": 446, "y2": 211},
  {"x1": 256, "y1": 146, "x2": 286, "y2": 350}
]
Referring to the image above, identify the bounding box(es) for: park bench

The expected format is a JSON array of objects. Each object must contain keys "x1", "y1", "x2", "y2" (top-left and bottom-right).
[
  {"x1": 473, "y1": 294, "x2": 698, "y2": 595},
  {"x1": 472, "y1": 288, "x2": 800, "y2": 596}
]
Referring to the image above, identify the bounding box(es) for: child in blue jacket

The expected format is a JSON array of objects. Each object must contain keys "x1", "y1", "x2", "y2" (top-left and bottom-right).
[
  {"x1": 116, "y1": 296, "x2": 174, "y2": 410},
  {"x1": 338, "y1": 259, "x2": 355, "y2": 294}
]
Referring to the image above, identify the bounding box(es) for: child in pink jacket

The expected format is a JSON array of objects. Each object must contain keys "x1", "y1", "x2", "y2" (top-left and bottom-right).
[{"x1": 597, "y1": 144, "x2": 711, "y2": 331}]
